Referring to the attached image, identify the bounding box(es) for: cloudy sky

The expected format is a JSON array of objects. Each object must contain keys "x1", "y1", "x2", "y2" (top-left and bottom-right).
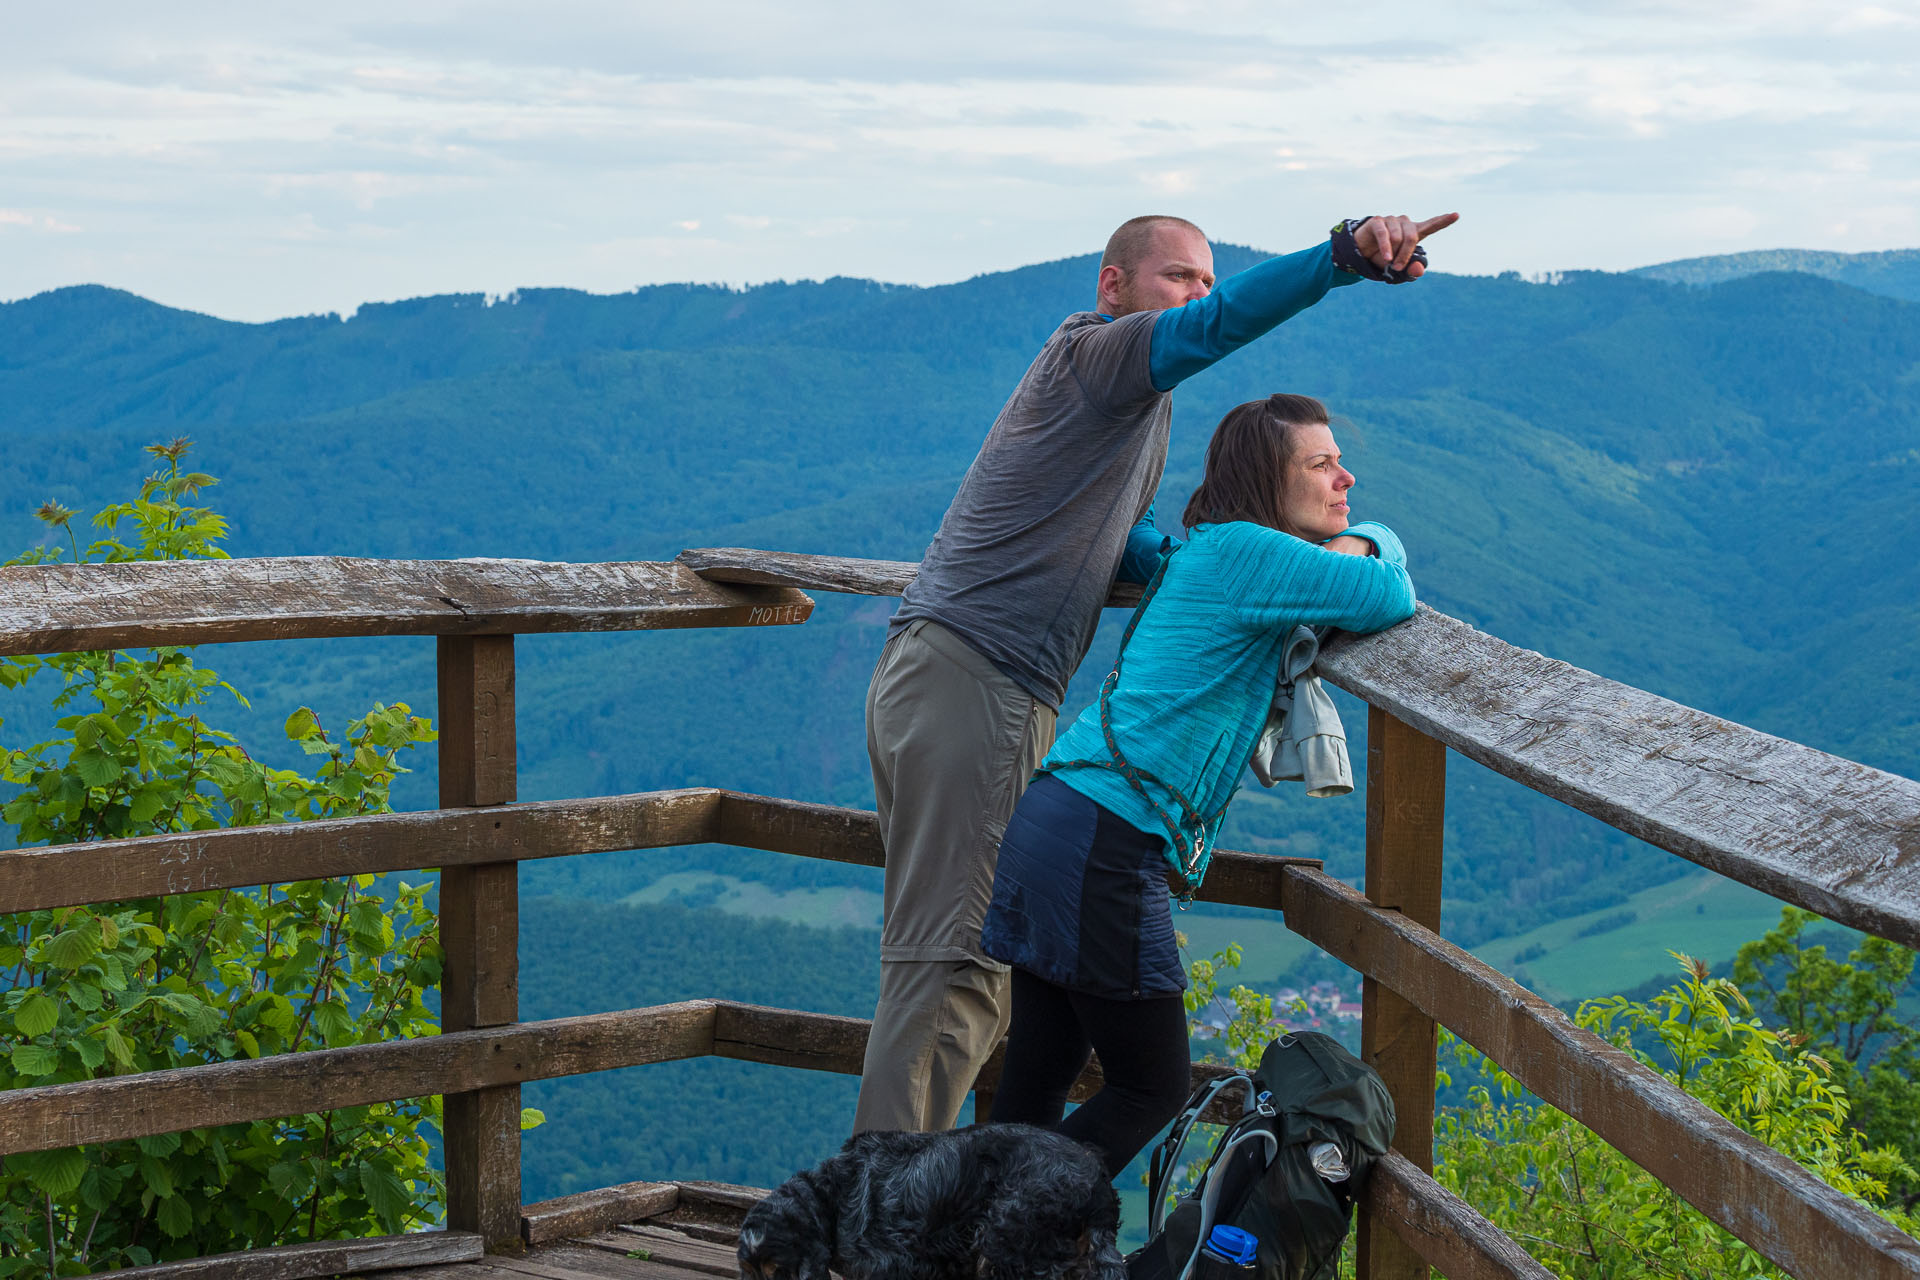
[{"x1": 5, "y1": 1, "x2": 1917, "y2": 320}]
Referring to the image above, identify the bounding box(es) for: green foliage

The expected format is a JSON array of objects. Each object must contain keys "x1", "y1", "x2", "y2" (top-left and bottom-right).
[
  {"x1": 0, "y1": 446, "x2": 500, "y2": 1273},
  {"x1": 1735, "y1": 907, "x2": 1920, "y2": 1209},
  {"x1": 1183, "y1": 939, "x2": 1300, "y2": 1072},
  {"x1": 1436, "y1": 953, "x2": 1919, "y2": 1277}
]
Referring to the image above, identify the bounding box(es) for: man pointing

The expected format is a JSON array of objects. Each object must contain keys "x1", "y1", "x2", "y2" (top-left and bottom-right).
[{"x1": 854, "y1": 211, "x2": 1458, "y2": 1134}]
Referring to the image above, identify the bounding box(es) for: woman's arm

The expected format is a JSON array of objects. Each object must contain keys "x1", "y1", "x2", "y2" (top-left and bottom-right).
[
  {"x1": 1117, "y1": 502, "x2": 1172, "y2": 584},
  {"x1": 1215, "y1": 521, "x2": 1415, "y2": 635},
  {"x1": 1323, "y1": 520, "x2": 1405, "y2": 565}
]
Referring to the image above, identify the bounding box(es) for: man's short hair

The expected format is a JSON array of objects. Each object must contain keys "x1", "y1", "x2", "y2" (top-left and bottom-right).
[{"x1": 1099, "y1": 215, "x2": 1205, "y2": 276}]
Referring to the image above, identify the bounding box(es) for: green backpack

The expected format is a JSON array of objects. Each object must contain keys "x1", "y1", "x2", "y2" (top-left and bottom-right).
[{"x1": 1127, "y1": 1031, "x2": 1396, "y2": 1280}]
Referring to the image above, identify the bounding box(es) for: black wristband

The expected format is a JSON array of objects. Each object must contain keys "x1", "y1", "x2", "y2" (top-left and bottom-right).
[{"x1": 1330, "y1": 216, "x2": 1428, "y2": 284}]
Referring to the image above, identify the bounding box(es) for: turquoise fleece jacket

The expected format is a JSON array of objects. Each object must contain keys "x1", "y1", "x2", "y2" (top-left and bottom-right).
[{"x1": 1044, "y1": 519, "x2": 1414, "y2": 859}]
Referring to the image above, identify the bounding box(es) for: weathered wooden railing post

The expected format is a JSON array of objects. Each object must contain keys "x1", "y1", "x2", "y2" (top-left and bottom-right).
[
  {"x1": 438, "y1": 635, "x2": 523, "y2": 1253},
  {"x1": 1356, "y1": 708, "x2": 1446, "y2": 1280}
]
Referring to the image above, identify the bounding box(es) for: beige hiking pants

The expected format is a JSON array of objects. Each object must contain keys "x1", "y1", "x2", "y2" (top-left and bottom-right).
[{"x1": 852, "y1": 619, "x2": 1057, "y2": 1133}]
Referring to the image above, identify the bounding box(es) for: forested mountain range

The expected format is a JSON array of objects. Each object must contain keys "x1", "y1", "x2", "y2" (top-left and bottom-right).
[
  {"x1": 3, "y1": 246, "x2": 1915, "y2": 944},
  {"x1": 4, "y1": 243, "x2": 1916, "y2": 1203}
]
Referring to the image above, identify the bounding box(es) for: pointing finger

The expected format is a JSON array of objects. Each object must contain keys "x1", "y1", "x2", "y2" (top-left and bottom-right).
[{"x1": 1415, "y1": 212, "x2": 1460, "y2": 239}]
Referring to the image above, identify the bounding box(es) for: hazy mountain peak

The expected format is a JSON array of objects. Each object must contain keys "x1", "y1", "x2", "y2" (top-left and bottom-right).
[{"x1": 1631, "y1": 247, "x2": 1920, "y2": 303}]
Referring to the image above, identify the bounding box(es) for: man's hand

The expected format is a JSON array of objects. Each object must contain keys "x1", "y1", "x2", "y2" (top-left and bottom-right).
[
  {"x1": 1323, "y1": 535, "x2": 1374, "y2": 557},
  {"x1": 1355, "y1": 213, "x2": 1458, "y2": 279}
]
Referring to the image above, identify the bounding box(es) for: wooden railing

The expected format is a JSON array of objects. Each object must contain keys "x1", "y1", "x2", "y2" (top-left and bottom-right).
[{"x1": 1, "y1": 551, "x2": 1916, "y2": 1280}]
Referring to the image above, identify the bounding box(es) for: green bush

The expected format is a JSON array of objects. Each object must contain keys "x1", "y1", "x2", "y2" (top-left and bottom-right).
[
  {"x1": 1437, "y1": 953, "x2": 1918, "y2": 1276},
  {"x1": 1735, "y1": 907, "x2": 1920, "y2": 1210},
  {"x1": 0, "y1": 443, "x2": 530, "y2": 1271}
]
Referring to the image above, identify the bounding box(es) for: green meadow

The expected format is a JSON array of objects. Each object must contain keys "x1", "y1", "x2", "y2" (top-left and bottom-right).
[
  {"x1": 1178, "y1": 871, "x2": 1801, "y2": 1005},
  {"x1": 623, "y1": 871, "x2": 886, "y2": 931},
  {"x1": 1468, "y1": 872, "x2": 1809, "y2": 1002}
]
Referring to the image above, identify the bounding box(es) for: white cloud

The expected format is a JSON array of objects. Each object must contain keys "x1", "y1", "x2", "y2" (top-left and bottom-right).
[
  {"x1": 0, "y1": 208, "x2": 81, "y2": 232},
  {"x1": 1837, "y1": 5, "x2": 1920, "y2": 29},
  {"x1": 0, "y1": 1, "x2": 1914, "y2": 319}
]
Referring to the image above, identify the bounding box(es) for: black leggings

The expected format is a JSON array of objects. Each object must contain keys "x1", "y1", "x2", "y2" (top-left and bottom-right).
[{"x1": 988, "y1": 967, "x2": 1191, "y2": 1177}]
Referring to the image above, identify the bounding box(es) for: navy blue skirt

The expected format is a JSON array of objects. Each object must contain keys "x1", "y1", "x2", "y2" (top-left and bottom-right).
[{"x1": 980, "y1": 774, "x2": 1186, "y2": 999}]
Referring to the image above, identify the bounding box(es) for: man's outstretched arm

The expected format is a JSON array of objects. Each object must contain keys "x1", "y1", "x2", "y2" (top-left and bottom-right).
[{"x1": 1149, "y1": 212, "x2": 1457, "y2": 391}]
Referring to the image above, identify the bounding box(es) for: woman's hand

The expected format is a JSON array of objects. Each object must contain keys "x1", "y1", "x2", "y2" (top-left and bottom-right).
[{"x1": 1323, "y1": 535, "x2": 1375, "y2": 557}]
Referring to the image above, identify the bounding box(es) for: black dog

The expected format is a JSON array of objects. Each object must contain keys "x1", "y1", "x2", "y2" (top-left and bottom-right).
[{"x1": 736, "y1": 1124, "x2": 1126, "y2": 1280}]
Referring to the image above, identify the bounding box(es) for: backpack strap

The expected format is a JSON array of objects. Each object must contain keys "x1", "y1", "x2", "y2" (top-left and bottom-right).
[
  {"x1": 1037, "y1": 544, "x2": 1235, "y2": 897},
  {"x1": 1145, "y1": 1073, "x2": 1268, "y2": 1238},
  {"x1": 1179, "y1": 1127, "x2": 1281, "y2": 1280}
]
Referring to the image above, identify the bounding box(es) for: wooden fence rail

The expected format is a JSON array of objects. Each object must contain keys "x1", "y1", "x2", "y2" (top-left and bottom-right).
[
  {"x1": 0, "y1": 791, "x2": 1317, "y2": 916},
  {"x1": 677, "y1": 547, "x2": 1920, "y2": 952},
  {"x1": 1314, "y1": 605, "x2": 1920, "y2": 952},
  {"x1": 0, "y1": 1001, "x2": 723, "y2": 1156},
  {"x1": 1365, "y1": 1152, "x2": 1556, "y2": 1280},
  {"x1": 0, "y1": 789, "x2": 723, "y2": 914},
  {"x1": 0, "y1": 556, "x2": 813, "y2": 656}
]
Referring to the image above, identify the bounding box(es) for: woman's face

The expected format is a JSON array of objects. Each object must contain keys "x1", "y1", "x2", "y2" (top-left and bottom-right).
[{"x1": 1278, "y1": 424, "x2": 1355, "y2": 542}]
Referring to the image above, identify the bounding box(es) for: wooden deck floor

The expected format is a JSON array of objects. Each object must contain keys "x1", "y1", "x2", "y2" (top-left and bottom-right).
[
  {"x1": 394, "y1": 1226, "x2": 740, "y2": 1280},
  {"x1": 400, "y1": 1181, "x2": 757, "y2": 1280}
]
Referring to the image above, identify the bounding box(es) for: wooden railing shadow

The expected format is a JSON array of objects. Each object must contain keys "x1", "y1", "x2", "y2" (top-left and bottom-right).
[{"x1": 1, "y1": 549, "x2": 1915, "y2": 1280}]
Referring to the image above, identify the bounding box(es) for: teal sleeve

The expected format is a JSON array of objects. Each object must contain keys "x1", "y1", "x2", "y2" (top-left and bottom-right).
[
  {"x1": 1118, "y1": 503, "x2": 1171, "y2": 584},
  {"x1": 1328, "y1": 520, "x2": 1406, "y2": 567},
  {"x1": 1215, "y1": 522, "x2": 1415, "y2": 635},
  {"x1": 1148, "y1": 243, "x2": 1357, "y2": 391}
]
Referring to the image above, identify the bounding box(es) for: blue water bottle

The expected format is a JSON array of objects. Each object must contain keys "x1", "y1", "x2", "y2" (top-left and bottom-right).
[{"x1": 1193, "y1": 1224, "x2": 1258, "y2": 1278}]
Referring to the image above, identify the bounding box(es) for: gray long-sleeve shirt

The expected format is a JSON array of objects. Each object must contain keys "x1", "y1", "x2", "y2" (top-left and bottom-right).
[
  {"x1": 892, "y1": 242, "x2": 1353, "y2": 708},
  {"x1": 892, "y1": 309, "x2": 1167, "y2": 707}
]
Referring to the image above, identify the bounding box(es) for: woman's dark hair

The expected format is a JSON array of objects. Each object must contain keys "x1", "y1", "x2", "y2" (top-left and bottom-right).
[{"x1": 1180, "y1": 393, "x2": 1330, "y2": 532}]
